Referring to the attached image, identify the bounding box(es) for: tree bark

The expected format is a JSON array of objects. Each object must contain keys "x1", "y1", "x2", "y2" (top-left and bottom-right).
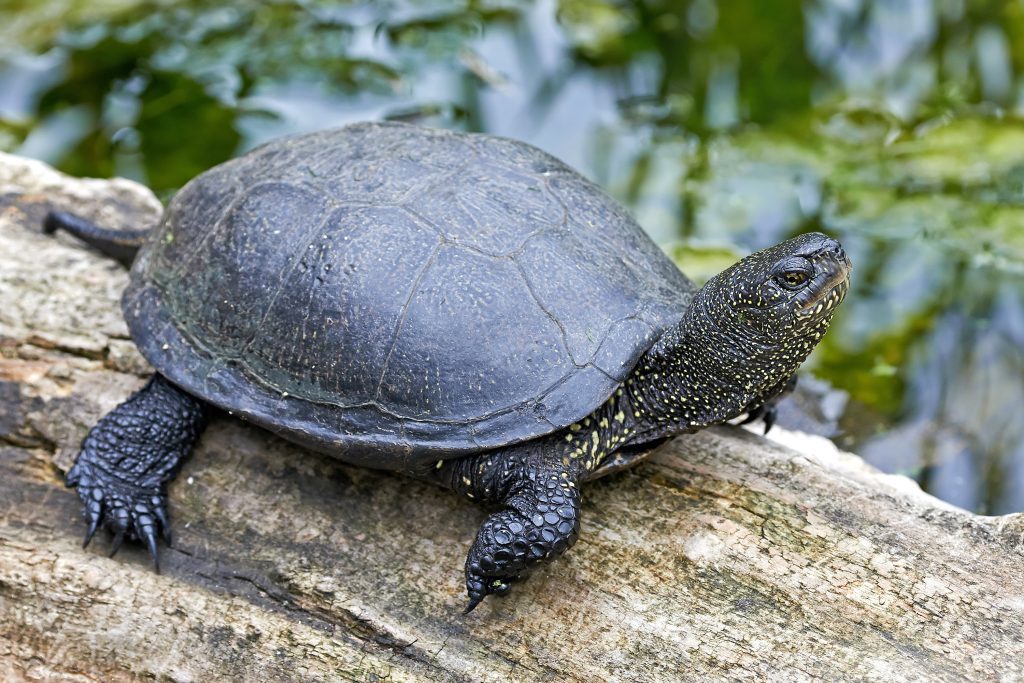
[{"x1": 1, "y1": 152, "x2": 1023, "y2": 682}]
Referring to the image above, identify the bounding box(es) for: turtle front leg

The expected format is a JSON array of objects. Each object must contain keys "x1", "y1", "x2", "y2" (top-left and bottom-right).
[
  {"x1": 423, "y1": 442, "x2": 583, "y2": 613},
  {"x1": 738, "y1": 374, "x2": 798, "y2": 434},
  {"x1": 66, "y1": 374, "x2": 207, "y2": 570}
]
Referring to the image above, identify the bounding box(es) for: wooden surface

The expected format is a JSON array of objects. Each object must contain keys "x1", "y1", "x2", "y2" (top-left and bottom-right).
[{"x1": 2, "y1": 152, "x2": 1024, "y2": 682}]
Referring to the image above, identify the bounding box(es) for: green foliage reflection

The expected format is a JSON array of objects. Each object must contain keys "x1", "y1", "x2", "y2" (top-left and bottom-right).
[{"x1": 3, "y1": 0, "x2": 1024, "y2": 512}]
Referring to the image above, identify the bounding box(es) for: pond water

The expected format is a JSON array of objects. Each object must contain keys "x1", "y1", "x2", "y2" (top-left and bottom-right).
[{"x1": 2, "y1": 0, "x2": 1023, "y2": 513}]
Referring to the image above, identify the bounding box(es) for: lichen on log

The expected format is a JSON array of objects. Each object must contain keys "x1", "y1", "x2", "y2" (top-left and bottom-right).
[{"x1": 1, "y1": 152, "x2": 1023, "y2": 682}]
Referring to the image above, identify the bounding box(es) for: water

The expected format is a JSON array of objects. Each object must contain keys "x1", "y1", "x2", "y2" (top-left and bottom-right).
[{"x1": 2, "y1": 0, "x2": 1023, "y2": 513}]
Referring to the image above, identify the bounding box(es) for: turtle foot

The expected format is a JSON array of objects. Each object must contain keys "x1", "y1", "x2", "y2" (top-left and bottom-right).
[
  {"x1": 423, "y1": 438, "x2": 584, "y2": 613},
  {"x1": 66, "y1": 459, "x2": 169, "y2": 570},
  {"x1": 64, "y1": 374, "x2": 207, "y2": 571},
  {"x1": 739, "y1": 374, "x2": 798, "y2": 434},
  {"x1": 461, "y1": 485, "x2": 580, "y2": 613},
  {"x1": 739, "y1": 402, "x2": 779, "y2": 434}
]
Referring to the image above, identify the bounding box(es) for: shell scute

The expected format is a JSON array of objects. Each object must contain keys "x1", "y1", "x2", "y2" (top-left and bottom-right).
[{"x1": 125, "y1": 123, "x2": 693, "y2": 466}]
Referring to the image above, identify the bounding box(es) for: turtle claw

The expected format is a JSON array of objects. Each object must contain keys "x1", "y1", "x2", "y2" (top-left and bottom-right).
[
  {"x1": 738, "y1": 401, "x2": 780, "y2": 434},
  {"x1": 154, "y1": 504, "x2": 172, "y2": 545},
  {"x1": 82, "y1": 507, "x2": 102, "y2": 548},
  {"x1": 463, "y1": 574, "x2": 514, "y2": 614},
  {"x1": 738, "y1": 406, "x2": 763, "y2": 426},
  {"x1": 739, "y1": 375, "x2": 796, "y2": 435},
  {"x1": 463, "y1": 589, "x2": 485, "y2": 615},
  {"x1": 143, "y1": 528, "x2": 161, "y2": 573},
  {"x1": 109, "y1": 529, "x2": 126, "y2": 557},
  {"x1": 136, "y1": 507, "x2": 163, "y2": 571},
  {"x1": 463, "y1": 568, "x2": 492, "y2": 614},
  {"x1": 65, "y1": 457, "x2": 171, "y2": 570}
]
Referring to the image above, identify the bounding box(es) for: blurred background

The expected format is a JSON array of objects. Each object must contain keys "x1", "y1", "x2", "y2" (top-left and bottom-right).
[{"x1": 1, "y1": 0, "x2": 1022, "y2": 513}]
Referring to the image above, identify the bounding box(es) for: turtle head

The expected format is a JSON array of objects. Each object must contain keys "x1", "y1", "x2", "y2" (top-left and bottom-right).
[
  {"x1": 701, "y1": 232, "x2": 852, "y2": 342},
  {"x1": 667, "y1": 232, "x2": 851, "y2": 420},
  {"x1": 622, "y1": 233, "x2": 851, "y2": 432}
]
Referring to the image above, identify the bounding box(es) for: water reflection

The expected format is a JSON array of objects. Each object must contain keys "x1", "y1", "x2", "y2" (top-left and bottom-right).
[{"x1": 1, "y1": 0, "x2": 1023, "y2": 513}]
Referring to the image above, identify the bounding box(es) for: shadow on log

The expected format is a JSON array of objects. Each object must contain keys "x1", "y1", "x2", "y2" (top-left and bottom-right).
[{"x1": 1, "y1": 152, "x2": 1023, "y2": 682}]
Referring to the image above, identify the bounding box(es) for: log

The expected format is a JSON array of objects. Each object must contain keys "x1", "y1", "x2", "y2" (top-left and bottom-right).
[{"x1": 1, "y1": 151, "x2": 1023, "y2": 682}]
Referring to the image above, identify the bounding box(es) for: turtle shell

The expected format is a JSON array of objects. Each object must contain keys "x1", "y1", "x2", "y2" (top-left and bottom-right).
[{"x1": 123, "y1": 122, "x2": 695, "y2": 469}]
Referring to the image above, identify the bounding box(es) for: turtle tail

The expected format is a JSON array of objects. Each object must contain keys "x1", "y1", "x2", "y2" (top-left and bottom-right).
[{"x1": 44, "y1": 210, "x2": 150, "y2": 267}]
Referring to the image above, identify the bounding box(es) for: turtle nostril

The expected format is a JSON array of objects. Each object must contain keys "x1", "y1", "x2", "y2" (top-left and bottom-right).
[{"x1": 826, "y1": 240, "x2": 846, "y2": 262}]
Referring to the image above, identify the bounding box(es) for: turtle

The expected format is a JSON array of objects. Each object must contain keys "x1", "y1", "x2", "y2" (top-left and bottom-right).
[{"x1": 45, "y1": 121, "x2": 851, "y2": 612}]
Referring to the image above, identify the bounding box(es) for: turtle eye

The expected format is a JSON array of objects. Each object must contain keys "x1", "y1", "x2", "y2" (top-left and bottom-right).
[{"x1": 776, "y1": 269, "x2": 810, "y2": 290}]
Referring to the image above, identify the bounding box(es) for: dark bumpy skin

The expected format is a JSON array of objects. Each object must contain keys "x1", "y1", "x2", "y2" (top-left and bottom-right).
[
  {"x1": 47, "y1": 123, "x2": 851, "y2": 611},
  {"x1": 422, "y1": 233, "x2": 851, "y2": 610},
  {"x1": 65, "y1": 375, "x2": 208, "y2": 569}
]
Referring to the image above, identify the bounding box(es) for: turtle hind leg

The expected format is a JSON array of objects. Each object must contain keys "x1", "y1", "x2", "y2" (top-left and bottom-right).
[
  {"x1": 423, "y1": 442, "x2": 583, "y2": 613},
  {"x1": 66, "y1": 374, "x2": 208, "y2": 571},
  {"x1": 43, "y1": 210, "x2": 150, "y2": 267}
]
